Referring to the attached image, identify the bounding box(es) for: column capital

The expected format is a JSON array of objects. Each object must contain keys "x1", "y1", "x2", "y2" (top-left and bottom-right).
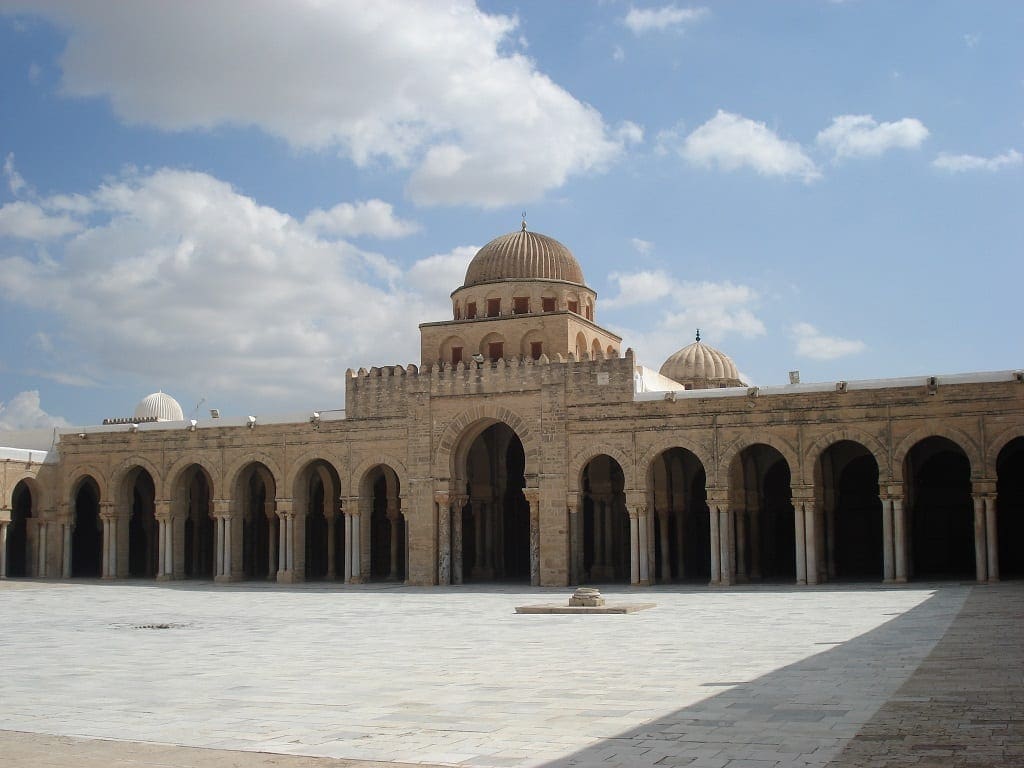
[
  {"x1": 154, "y1": 500, "x2": 172, "y2": 520},
  {"x1": 275, "y1": 498, "x2": 294, "y2": 514},
  {"x1": 433, "y1": 491, "x2": 451, "y2": 507},
  {"x1": 99, "y1": 501, "x2": 116, "y2": 520},
  {"x1": 971, "y1": 479, "x2": 997, "y2": 497},
  {"x1": 212, "y1": 499, "x2": 231, "y2": 516},
  {"x1": 706, "y1": 488, "x2": 729, "y2": 506},
  {"x1": 452, "y1": 494, "x2": 469, "y2": 509},
  {"x1": 882, "y1": 482, "x2": 905, "y2": 499},
  {"x1": 522, "y1": 488, "x2": 540, "y2": 506}
]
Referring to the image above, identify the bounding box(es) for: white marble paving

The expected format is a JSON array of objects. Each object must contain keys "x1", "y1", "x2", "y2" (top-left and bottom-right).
[{"x1": 0, "y1": 581, "x2": 967, "y2": 767}]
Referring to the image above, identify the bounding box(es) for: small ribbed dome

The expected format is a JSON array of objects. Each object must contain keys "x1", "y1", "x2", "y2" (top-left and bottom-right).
[
  {"x1": 660, "y1": 337, "x2": 745, "y2": 390},
  {"x1": 133, "y1": 391, "x2": 184, "y2": 422},
  {"x1": 463, "y1": 226, "x2": 584, "y2": 287}
]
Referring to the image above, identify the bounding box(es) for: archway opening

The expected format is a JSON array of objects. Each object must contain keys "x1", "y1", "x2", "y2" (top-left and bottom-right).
[
  {"x1": 366, "y1": 465, "x2": 404, "y2": 581},
  {"x1": 819, "y1": 441, "x2": 882, "y2": 581},
  {"x1": 71, "y1": 477, "x2": 102, "y2": 577},
  {"x1": 460, "y1": 422, "x2": 529, "y2": 582},
  {"x1": 300, "y1": 461, "x2": 342, "y2": 581},
  {"x1": 236, "y1": 463, "x2": 274, "y2": 581},
  {"x1": 906, "y1": 436, "x2": 973, "y2": 579},
  {"x1": 997, "y1": 437, "x2": 1024, "y2": 579},
  {"x1": 648, "y1": 448, "x2": 709, "y2": 582},
  {"x1": 582, "y1": 454, "x2": 628, "y2": 582},
  {"x1": 733, "y1": 444, "x2": 794, "y2": 582},
  {"x1": 180, "y1": 465, "x2": 214, "y2": 578},
  {"x1": 7, "y1": 480, "x2": 33, "y2": 577},
  {"x1": 127, "y1": 469, "x2": 158, "y2": 578}
]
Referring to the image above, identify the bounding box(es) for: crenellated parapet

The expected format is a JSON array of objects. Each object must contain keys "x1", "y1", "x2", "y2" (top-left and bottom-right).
[{"x1": 345, "y1": 349, "x2": 637, "y2": 418}]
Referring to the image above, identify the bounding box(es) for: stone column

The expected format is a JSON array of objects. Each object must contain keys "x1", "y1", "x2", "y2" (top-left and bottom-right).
[
  {"x1": 0, "y1": 520, "x2": 8, "y2": 578},
  {"x1": 568, "y1": 500, "x2": 581, "y2": 585},
  {"x1": 343, "y1": 509, "x2": 353, "y2": 582},
  {"x1": 214, "y1": 499, "x2": 233, "y2": 582},
  {"x1": 387, "y1": 500, "x2": 400, "y2": 580},
  {"x1": 61, "y1": 520, "x2": 71, "y2": 578},
  {"x1": 348, "y1": 500, "x2": 362, "y2": 583},
  {"x1": 985, "y1": 496, "x2": 999, "y2": 583},
  {"x1": 803, "y1": 500, "x2": 819, "y2": 585},
  {"x1": 675, "y1": 504, "x2": 686, "y2": 579},
  {"x1": 973, "y1": 494, "x2": 988, "y2": 583},
  {"x1": 525, "y1": 489, "x2": 540, "y2": 586},
  {"x1": 435, "y1": 492, "x2": 450, "y2": 585},
  {"x1": 708, "y1": 504, "x2": 721, "y2": 585},
  {"x1": 719, "y1": 507, "x2": 734, "y2": 586},
  {"x1": 892, "y1": 495, "x2": 907, "y2": 583},
  {"x1": 155, "y1": 501, "x2": 172, "y2": 580},
  {"x1": 452, "y1": 496, "x2": 466, "y2": 585},
  {"x1": 636, "y1": 505, "x2": 651, "y2": 585},
  {"x1": 37, "y1": 521, "x2": 47, "y2": 578},
  {"x1": 734, "y1": 506, "x2": 747, "y2": 582},
  {"x1": 881, "y1": 496, "x2": 895, "y2": 583},
  {"x1": 628, "y1": 509, "x2": 640, "y2": 585},
  {"x1": 794, "y1": 499, "x2": 807, "y2": 586},
  {"x1": 326, "y1": 502, "x2": 337, "y2": 580},
  {"x1": 658, "y1": 509, "x2": 671, "y2": 582}
]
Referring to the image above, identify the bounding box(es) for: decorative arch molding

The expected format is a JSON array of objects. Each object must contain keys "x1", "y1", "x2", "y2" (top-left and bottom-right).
[
  {"x1": 802, "y1": 428, "x2": 891, "y2": 484},
  {"x1": 636, "y1": 435, "x2": 713, "y2": 485},
  {"x1": 286, "y1": 451, "x2": 346, "y2": 498},
  {"x1": 224, "y1": 452, "x2": 285, "y2": 497},
  {"x1": 65, "y1": 465, "x2": 108, "y2": 507},
  {"x1": 434, "y1": 404, "x2": 537, "y2": 481},
  {"x1": 986, "y1": 425, "x2": 1024, "y2": 478},
  {"x1": 349, "y1": 454, "x2": 410, "y2": 498},
  {"x1": 568, "y1": 444, "x2": 636, "y2": 494},
  {"x1": 719, "y1": 433, "x2": 801, "y2": 481},
  {"x1": 892, "y1": 424, "x2": 982, "y2": 480},
  {"x1": 4, "y1": 473, "x2": 48, "y2": 513},
  {"x1": 110, "y1": 456, "x2": 166, "y2": 503},
  {"x1": 164, "y1": 453, "x2": 223, "y2": 498}
]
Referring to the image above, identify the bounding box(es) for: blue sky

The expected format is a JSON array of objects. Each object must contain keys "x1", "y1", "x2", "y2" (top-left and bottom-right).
[{"x1": 0, "y1": 1, "x2": 1021, "y2": 429}]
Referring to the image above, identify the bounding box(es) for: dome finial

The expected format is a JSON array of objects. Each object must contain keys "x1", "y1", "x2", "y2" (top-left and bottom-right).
[
  {"x1": 695, "y1": 328, "x2": 701, "y2": 343},
  {"x1": 521, "y1": 210, "x2": 527, "y2": 231}
]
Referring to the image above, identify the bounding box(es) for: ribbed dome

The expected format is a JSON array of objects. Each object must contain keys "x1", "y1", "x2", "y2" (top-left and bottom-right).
[
  {"x1": 133, "y1": 391, "x2": 184, "y2": 422},
  {"x1": 660, "y1": 339, "x2": 745, "y2": 389},
  {"x1": 464, "y1": 226, "x2": 584, "y2": 287}
]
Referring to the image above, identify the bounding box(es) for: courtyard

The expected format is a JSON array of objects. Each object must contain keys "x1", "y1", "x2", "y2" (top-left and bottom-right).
[{"x1": 0, "y1": 580, "x2": 1021, "y2": 768}]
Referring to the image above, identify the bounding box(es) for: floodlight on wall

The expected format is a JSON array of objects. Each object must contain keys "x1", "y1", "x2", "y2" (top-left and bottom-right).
[
  {"x1": 1015, "y1": 371, "x2": 1024, "y2": 383},
  {"x1": 77, "y1": 432, "x2": 87, "y2": 439},
  {"x1": 247, "y1": 415, "x2": 257, "y2": 429},
  {"x1": 789, "y1": 370, "x2": 800, "y2": 384},
  {"x1": 310, "y1": 412, "x2": 321, "y2": 429},
  {"x1": 188, "y1": 419, "x2": 198, "y2": 432},
  {"x1": 209, "y1": 408, "x2": 220, "y2": 418},
  {"x1": 128, "y1": 423, "x2": 139, "y2": 433},
  {"x1": 926, "y1": 376, "x2": 938, "y2": 395},
  {"x1": 664, "y1": 391, "x2": 677, "y2": 402},
  {"x1": 835, "y1": 381, "x2": 848, "y2": 393},
  {"x1": 747, "y1": 386, "x2": 759, "y2": 398}
]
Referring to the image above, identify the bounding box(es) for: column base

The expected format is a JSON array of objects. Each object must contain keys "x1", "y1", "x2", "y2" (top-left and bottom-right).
[
  {"x1": 277, "y1": 570, "x2": 300, "y2": 584},
  {"x1": 214, "y1": 574, "x2": 242, "y2": 583},
  {"x1": 894, "y1": 576, "x2": 908, "y2": 584},
  {"x1": 347, "y1": 575, "x2": 365, "y2": 584},
  {"x1": 101, "y1": 574, "x2": 117, "y2": 581},
  {"x1": 156, "y1": 573, "x2": 177, "y2": 582}
]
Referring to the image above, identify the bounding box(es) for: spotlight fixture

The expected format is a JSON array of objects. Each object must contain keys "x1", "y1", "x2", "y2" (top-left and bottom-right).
[
  {"x1": 247, "y1": 415, "x2": 257, "y2": 428},
  {"x1": 188, "y1": 419, "x2": 197, "y2": 432},
  {"x1": 128, "y1": 423, "x2": 139, "y2": 433},
  {"x1": 310, "y1": 412, "x2": 321, "y2": 429},
  {"x1": 77, "y1": 432, "x2": 87, "y2": 439},
  {"x1": 209, "y1": 408, "x2": 220, "y2": 418}
]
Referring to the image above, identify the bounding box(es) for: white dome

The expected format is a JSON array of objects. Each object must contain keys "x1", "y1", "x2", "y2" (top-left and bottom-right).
[
  {"x1": 133, "y1": 391, "x2": 184, "y2": 422},
  {"x1": 659, "y1": 336, "x2": 745, "y2": 390}
]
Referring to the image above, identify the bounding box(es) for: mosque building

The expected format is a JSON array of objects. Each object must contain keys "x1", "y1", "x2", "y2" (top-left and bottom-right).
[{"x1": 1, "y1": 224, "x2": 1022, "y2": 587}]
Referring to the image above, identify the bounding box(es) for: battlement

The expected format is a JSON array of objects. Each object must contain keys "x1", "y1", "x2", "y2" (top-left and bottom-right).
[{"x1": 345, "y1": 349, "x2": 637, "y2": 418}]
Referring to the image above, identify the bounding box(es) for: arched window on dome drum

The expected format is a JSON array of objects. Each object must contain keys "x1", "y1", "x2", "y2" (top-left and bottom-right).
[
  {"x1": 542, "y1": 296, "x2": 556, "y2": 312},
  {"x1": 466, "y1": 301, "x2": 477, "y2": 319},
  {"x1": 453, "y1": 301, "x2": 461, "y2": 320},
  {"x1": 513, "y1": 296, "x2": 529, "y2": 315},
  {"x1": 585, "y1": 301, "x2": 593, "y2": 321},
  {"x1": 486, "y1": 298, "x2": 500, "y2": 318},
  {"x1": 568, "y1": 299, "x2": 579, "y2": 314}
]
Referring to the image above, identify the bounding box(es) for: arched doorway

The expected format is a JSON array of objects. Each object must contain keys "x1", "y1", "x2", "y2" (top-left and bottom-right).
[
  {"x1": 732, "y1": 445, "x2": 794, "y2": 582},
  {"x1": 235, "y1": 463, "x2": 274, "y2": 581},
  {"x1": 582, "y1": 454, "x2": 628, "y2": 583},
  {"x1": 364, "y1": 465, "x2": 404, "y2": 581},
  {"x1": 457, "y1": 422, "x2": 530, "y2": 583},
  {"x1": 178, "y1": 465, "x2": 215, "y2": 578},
  {"x1": 298, "y1": 460, "x2": 342, "y2": 581},
  {"x1": 906, "y1": 437, "x2": 973, "y2": 579},
  {"x1": 7, "y1": 480, "x2": 34, "y2": 577},
  {"x1": 71, "y1": 477, "x2": 102, "y2": 577},
  {"x1": 648, "y1": 448, "x2": 709, "y2": 582},
  {"x1": 818, "y1": 441, "x2": 883, "y2": 581},
  {"x1": 126, "y1": 468, "x2": 158, "y2": 578},
  {"x1": 996, "y1": 437, "x2": 1024, "y2": 578}
]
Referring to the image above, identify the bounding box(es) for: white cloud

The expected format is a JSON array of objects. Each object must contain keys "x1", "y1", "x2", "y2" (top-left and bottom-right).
[
  {"x1": 630, "y1": 238, "x2": 653, "y2": 256},
  {"x1": 624, "y1": 5, "x2": 709, "y2": 34},
  {"x1": 791, "y1": 322, "x2": 865, "y2": 360},
  {"x1": 612, "y1": 44, "x2": 625, "y2": 62},
  {"x1": 304, "y1": 199, "x2": 419, "y2": 239},
  {"x1": 0, "y1": 200, "x2": 82, "y2": 240},
  {"x1": 616, "y1": 121, "x2": 645, "y2": 145},
  {"x1": 4, "y1": 152, "x2": 26, "y2": 195},
  {"x1": 406, "y1": 245, "x2": 478, "y2": 303},
  {"x1": 0, "y1": 168, "x2": 473, "y2": 408},
  {"x1": 964, "y1": 32, "x2": 981, "y2": 48},
  {"x1": 672, "y1": 110, "x2": 820, "y2": 182},
  {"x1": 8, "y1": 1, "x2": 624, "y2": 208},
  {"x1": 604, "y1": 270, "x2": 766, "y2": 340},
  {"x1": 0, "y1": 390, "x2": 70, "y2": 430},
  {"x1": 932, "y1": 149, "x2": 1022, "y2": 173},
  {"x1": 816, "y1": 114, "x2": 929, "y2": 159}
]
